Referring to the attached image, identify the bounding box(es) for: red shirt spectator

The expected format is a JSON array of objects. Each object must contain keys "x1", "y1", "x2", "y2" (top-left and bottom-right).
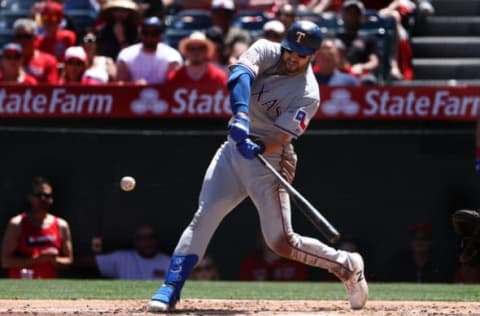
[
  {"x1": 0, "y1": 42, "x2": 38, "y2": 85},
  {"x1": 8, "y1": 213, "x2": 62, "y2": 279},
  {"x1": 13, "y1": 18, "x2": 59, "y2": 84},
  {"x1": 35, "y1": 1, "x2": 76, "y2": 61}
]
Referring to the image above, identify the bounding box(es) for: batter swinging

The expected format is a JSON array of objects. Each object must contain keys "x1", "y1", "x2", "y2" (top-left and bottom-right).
[{"x1": 147, "y1": 20, "x2": 368, "y2": 312}]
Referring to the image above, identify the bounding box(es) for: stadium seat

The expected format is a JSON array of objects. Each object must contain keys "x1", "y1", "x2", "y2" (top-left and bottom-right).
[
  {"x1": 231, "y1": 10, "x2": 270, "y2": 39},
  {"x1": 0, "y1": 29, "x2": 14, "y2": 48},
  {"x1": 0, "y1": 10, "x2": 30, "y2": 30},
  {"x1": 164, "y1": 29, "x2": 192, "y2": 49},
  {"x1": 296, "y1": 11, "x2": 340, "y2": 36},
  {"x1": 0, "y1": 0, "x2": 37, "y2": 11},
  {"x1": 167, "y1": 9, "x2": 213, "y2": 31}
]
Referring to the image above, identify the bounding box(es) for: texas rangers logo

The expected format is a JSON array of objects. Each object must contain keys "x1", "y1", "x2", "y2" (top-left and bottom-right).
[
  {"x1": 295, "y1": 109, "x2": 308, "y2": 130},
  {"x1": 295, "y1": 32, "x2": 306, "y2": 43}
]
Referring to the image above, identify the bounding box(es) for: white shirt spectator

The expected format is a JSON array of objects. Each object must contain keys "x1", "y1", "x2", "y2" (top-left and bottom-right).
[
  {"x1": 116, "y1": 43, "x2": 183, "y2": 84},
  {"x1": 95, "y1": 250, "x2": 170, "y2": 280}
]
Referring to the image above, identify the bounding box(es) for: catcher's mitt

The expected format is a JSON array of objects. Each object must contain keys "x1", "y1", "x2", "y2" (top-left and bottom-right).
[{"x1": 452, "y1": 209, "x2": 480, "y2": 264}]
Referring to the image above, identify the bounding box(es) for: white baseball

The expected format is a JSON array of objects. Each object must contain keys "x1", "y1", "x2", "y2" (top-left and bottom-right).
[{"x1": 120, "y1": 176, "x2": 136, "y2": 191}]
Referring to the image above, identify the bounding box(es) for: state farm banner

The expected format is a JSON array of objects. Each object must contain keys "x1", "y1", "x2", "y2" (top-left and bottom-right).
[
  {"x1": 0, "y1": 84, "x2": 479, "y2": 120},
  {"x1": 317, "y1": 86, "x2": 480, "y2": 120},
  {"x1": 0, "y1": 83, "x2": 231, "y2": 119}
]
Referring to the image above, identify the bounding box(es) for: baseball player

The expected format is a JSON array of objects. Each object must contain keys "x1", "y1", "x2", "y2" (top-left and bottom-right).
[{"x1": 147, "y1": 20, "x2": 368, "y2": 313}]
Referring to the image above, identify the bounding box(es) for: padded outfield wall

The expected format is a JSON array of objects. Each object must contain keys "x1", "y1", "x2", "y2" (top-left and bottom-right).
[{"x1": 0, "y1": 118, "x2": 477, "y2": 281}]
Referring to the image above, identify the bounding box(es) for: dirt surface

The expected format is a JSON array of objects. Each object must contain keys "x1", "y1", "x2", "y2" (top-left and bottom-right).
[{"x1": 0, "y1": 299, "x2": 479, "y2": 316}]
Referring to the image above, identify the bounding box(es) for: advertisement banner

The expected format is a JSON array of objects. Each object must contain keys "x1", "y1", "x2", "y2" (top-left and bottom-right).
[{"x1": 0, "y1": 84, "x2": 479, "y2": 121}]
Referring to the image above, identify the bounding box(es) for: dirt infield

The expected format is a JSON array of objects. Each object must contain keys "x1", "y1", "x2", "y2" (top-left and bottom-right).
[{"x1": 1, "y1": 299, "x2": 479, "y2": 316}]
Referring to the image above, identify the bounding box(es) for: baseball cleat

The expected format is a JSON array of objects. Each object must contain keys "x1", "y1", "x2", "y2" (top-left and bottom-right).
[
  {"x1": 343, "y1": 252, "x2": 368, "y2": 309},
  {"x1": 147, "y1": 300, "x2": 170, "y2": 313},
  {"x1": 147, "y1": 284, "x2": 177, "y2": 313}
]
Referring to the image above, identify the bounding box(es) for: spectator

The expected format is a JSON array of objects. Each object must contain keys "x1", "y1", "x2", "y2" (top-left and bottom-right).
[
  {"x1": 31, "y1": 1, "x2": 79, "y2": 34},
  {"x1": 82, "y1": 31, "x2": 117, "y2": 82},
  {"x1": 35, "y1": 1, "x2": 76, "y2": 62},
  {"x1": 336, "y1": 0, "x2": 380, "y2": 84},
  {"x1": 452, "y1": 209, "x2": 480, "y2": 283},
  {"x1": 205, "y1": 26, "x2": 228, "y2": 71},
  {"x1": 59, "y1": 46, "x2": 104, "y2": 84},
  {"x1": 0, "y1": 43, "x2": 38, "y2": 84},
  {"x1": 239, "y1": 233, "x2": 309, "y2": 281},
  {"x1": 1, "y1": 176, "x2": 73, "y2": 279},
  {"x1": 190, "y1": 254, "x2": 220, "y2": 280},
  {"x1": 168, "y1": 31, "x2": 227, "y2": 89},
  {"x1": 13, "y1": 18, "x2": 59, "y2": 84},
  {"x1": 95, "y1": 0, "x2": 141, "y2": 60},
  {"x1": 211, "y1": 0, "x2": 237, "y2": 37},
  {"x1": 313, "y1": 38, "x2": 359, "y2": 86},
  {"x1": 375, "y1": 0, "x2": 416, "y2": 80},
  {"x1": 82, "y1": 224, "x2": 171, "y2": 280},
  {"x1": 137, "y1": 0, "x2": 165, "y2": 19},
  {"x1": 385, "y1": 222, "x2": 449, "y2": 282},
  {"x1": 226, "y1": 38, "x2": 250, "y2": 67},
  {"x1": 116, "y1": 16, "x2": 182, "y2": 84},
  {"x1": 262, "y1": 20, "x2": 286, "y2": 43},
  {"x1": 275, "y1": 3, "x2": 297, "y2": 30}
]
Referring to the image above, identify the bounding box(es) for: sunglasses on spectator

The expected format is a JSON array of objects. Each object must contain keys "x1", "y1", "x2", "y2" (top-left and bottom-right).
[
  {"x1": 283, "y1": 48, "x2": 308, "y2": 59},
  {"x1": 3, "y1": 53, "x2": 22, "y2": 60},
  {"x1": 66, "y1": 59, "x2": 85, "y2": 66},
  {"x1": 187, "y1": 45, "x2": 207, "y2": 52},
  {"x1": 33, "y1": 192, "x2": 53, "y2": 199},
  {"x1": 14, "y1": 33, "x2": 34, "y2": 40},
  {"x1": 141, "y1": 30, "x2": 161, "y2": 36},
  {"x1": 42, "y1": 15, "x2": 61, "y2": 23},
  {"x1": 83, "y1": 36, "x2": 96, "y2": 44}
]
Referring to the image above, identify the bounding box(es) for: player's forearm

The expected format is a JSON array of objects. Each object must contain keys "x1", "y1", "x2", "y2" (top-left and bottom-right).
[{"x1": 54, "y1": 255, "x2": 74, "y2": 267}]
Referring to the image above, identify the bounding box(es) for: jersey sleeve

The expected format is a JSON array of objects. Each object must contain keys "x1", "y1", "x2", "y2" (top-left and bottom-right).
[
  {"x1": 274, "y1": 97, "x2": 319, "y2": 138},
  {"x1": 235, "y1": 39, "x2": 281, "y2": 79}
]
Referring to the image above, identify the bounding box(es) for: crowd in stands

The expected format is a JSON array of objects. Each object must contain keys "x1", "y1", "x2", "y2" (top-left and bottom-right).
[{"x1": 0, "y1": 0, "x2": 436, "y2": 86}]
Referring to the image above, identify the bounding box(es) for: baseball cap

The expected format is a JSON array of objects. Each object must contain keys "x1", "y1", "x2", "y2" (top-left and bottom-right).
[
  {"x1": 211, "y1": 0, "x2": 235, "y2": 11},
  {"x1": 142, "y1": 16, "x2": 164, "y2": 31},
  {"x1": 2, "y1": 42, "x2": 22, "y2": 54},
  {"x1": 64, "y1": 46, "x2": 87, "y2": 63},
  {"x1": 263, "y1": 20, "x2": 285, "y2": 34},
  {"x1": 342, "y1": 0, "x2": 366, "y2": 14},
  {"x1": 41, "y1": 1, "x2": 64, "y2": 17}
]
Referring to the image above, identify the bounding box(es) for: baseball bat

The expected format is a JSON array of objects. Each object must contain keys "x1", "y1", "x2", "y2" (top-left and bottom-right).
[{"x1": 256, "y1": 154, "x2": 341, "y2": 244}]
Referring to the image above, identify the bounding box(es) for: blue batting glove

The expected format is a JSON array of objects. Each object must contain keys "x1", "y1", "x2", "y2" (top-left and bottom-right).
[
  {"x1": 237, "y1": 138, "x2": 265, "y2": 160},
  {"x1": 228, "y1": 113, "x2": 250, "y2": 143}
]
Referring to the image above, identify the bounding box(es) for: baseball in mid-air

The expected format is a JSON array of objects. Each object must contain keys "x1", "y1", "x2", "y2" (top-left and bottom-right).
[{"x1": 120, "y1": 176, "x2": 136, "y2": 191}]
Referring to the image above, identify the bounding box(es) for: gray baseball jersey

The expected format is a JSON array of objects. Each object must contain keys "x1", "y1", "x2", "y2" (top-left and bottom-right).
[
  {"x1": 237, "y1": 39, "x2": 320, "y2": 139},
  {"x1": 172, "y1": 39, "x2": 356, "y2": 278}
]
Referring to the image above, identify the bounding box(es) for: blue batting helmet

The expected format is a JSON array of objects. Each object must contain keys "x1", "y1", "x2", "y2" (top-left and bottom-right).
[{"x1": 281, "y1": 20, "x2": 323, "y2": 56}]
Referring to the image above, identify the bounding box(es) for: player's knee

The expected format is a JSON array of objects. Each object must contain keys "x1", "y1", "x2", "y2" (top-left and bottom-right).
[{"x1": 269, "y1": 233, "x2": 297, "y2": 258}]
